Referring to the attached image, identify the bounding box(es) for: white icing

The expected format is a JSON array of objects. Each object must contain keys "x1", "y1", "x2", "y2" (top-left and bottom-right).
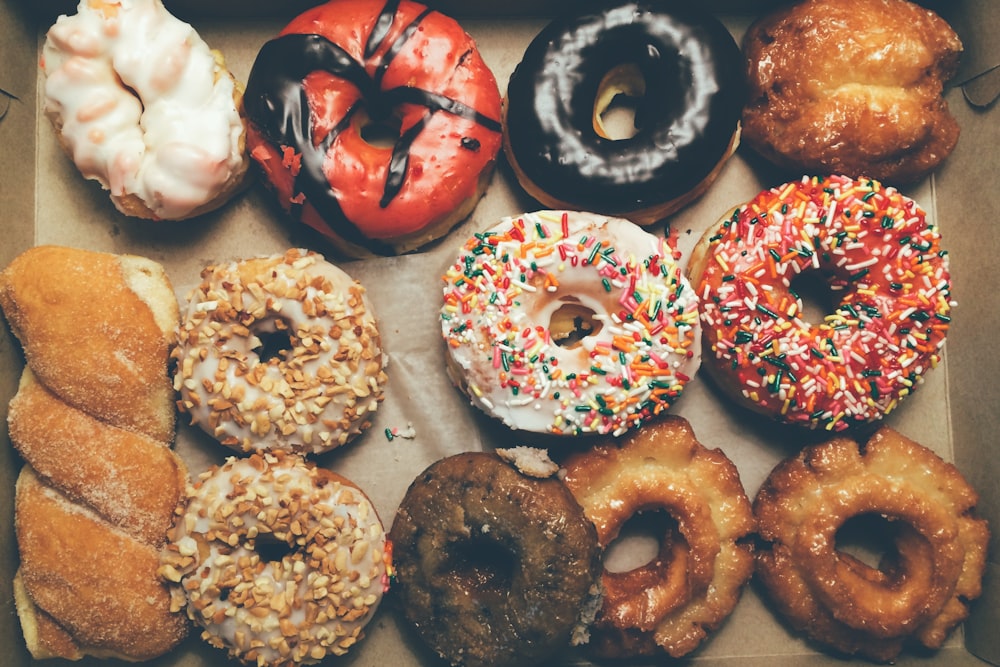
[
  {"x1": 442, "y1": 211, "x2": 701, "y2": 436},
  {"x1": 42, "y1": 0, "x2": 245, "y2": 220},
  {"x1": 174, "y1": 250, "x2": 388, "y2": 455},
  {"x1": 164, "y1": 453, "x2": 385, "y2": 664}
]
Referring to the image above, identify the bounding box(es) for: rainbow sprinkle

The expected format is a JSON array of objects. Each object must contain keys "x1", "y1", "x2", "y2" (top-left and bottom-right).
[
  {"x1": 695, "y1": 175, "x2": 953, "y2": 431},
  {"x1": 441, "y1": 211, "x2": 700, "y2": 436}
]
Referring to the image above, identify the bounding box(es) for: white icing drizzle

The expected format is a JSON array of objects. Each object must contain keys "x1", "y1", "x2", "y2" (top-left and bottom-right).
[{"x1": 42, "y1": 0, "x2": 246, "y2": 220}]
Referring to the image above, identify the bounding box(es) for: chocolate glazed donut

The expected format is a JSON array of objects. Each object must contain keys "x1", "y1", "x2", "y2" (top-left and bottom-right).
[
  {"x1": 504, "y1": 2, "x2": 744, "y2": 224},
  {"x1": 244, "y1": 0, "x2": 502, "y2": 256}
]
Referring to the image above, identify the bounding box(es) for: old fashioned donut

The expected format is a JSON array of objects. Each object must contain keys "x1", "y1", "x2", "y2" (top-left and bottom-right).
[
  {"x1": 388, "y1": 451, "x2": 602, "y2": 667},
  {"x1": 160, "y1": 451, "x2": 388, "y2": 666},
  {"x1": 244, "y1": 0, "x2": 502, "y2": 257},
  {"x1": 41, "y1": 0, "x2": 248, "y2": 220},
  {"x1": 754, "y1": 427, "x2": 990, "y2": 662},
  {"x1": 562, "y1": 415, "x2": 755, "y2": 659},
  {"x1": 174, "y1": 249, "x2": 388, "y2": 455},
  {"x1": 688, "y1": 175, "x2": 953, "y2": 431},
  {"x1": 741, "y1": 0, "x2": 962, "y2": 184},
  {"x1": 503, "y1": 2, "x2": 744, "y2": 225},
  {"x1": 441, "y1": 210, "x2": 701, "y2": 436}
]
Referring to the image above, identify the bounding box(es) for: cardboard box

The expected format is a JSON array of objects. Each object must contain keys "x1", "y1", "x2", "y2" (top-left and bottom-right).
[{"x1": 1, "y1": 1, "x2": 996, "y2": 665}]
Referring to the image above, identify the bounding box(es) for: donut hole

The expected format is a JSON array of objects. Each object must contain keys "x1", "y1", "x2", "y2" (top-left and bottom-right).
[
  {"x1": 788, "y1": 270, "x2": 840, "y2": 325},
  {"x1": 443, "y1": 536, "x2": 515, "y2": 603},
  {"x1": 550, "y1": 299, "x2": 603, "y2": 349},
  {"x1": 835, "y1": 513, "x2": 900, "y2": 570},
  {"x1": 254, "y1": 535, "x2": 296, "y2": 565},
  {"x1": 604, "y1": 508, "x2": 678, "y2": 574},
  {"x1": 593, "y1": 63, "x2": 645, "y2": 141},
  {"x1": 357, "y1": 109, "x2": 403, "y2": 149},
  {"x1": 253, "y1": 327, "x2": 294, "y2": 363}
]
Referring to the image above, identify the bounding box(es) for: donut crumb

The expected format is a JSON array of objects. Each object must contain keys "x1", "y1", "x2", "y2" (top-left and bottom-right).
[{"x1": 495, "y1": 446, "x2": 559, "y2": 478}]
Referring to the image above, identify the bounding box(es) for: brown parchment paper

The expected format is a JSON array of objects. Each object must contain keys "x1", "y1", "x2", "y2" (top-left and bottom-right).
[{"x1": 1, "y1": 4, "x2": 995, "y2": 666}]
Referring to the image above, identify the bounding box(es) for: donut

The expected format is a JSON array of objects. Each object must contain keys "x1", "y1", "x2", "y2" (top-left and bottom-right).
[
  {"x1": 562, "y1": 415, "x2": 755, "y2": 659},
  {"x1": 387, "y1": 451, "x2": 602, "y2": 667},
  {"x1": 687, "y1": 175, "x2": 953, "y2": 431},
  {"x1": 441, "y1": 210, "x2": 701, "y2": 436},
  {"x1": 741, "y1": 0, "x2": 962, "y2": 184},
  {"x1": 41, "y1": 0, "x2": 248, "y2": 220},
  {"x1": 502, "y1": 2, "x2": 744, "y2": 225},
  {"x1": 0, "y1": 245, "x2": 179, "y2": 443},
  {"x1": 243, "y1": 0, "x2": 503, "y2": 257},
  {"x1": 159, "y1": 451, "x2": 388, "y2": 666},
  {"x1": 753, "y1": 427, "x2": 990, "y2": 662},
  {"x1": 1, "y1": 244, "x2": 187, "y2": 661},
  {"x1": 173, "y1": 249, "x2": 389, "y2": 455}
]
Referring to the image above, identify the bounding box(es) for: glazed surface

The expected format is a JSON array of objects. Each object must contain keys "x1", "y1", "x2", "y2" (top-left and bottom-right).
[
  {"x1": 504, "y1": 2, "x2": 743, "y2": 216},
  {"x1": 244, "y1": 0, "x2": 502, "y2": 255}
]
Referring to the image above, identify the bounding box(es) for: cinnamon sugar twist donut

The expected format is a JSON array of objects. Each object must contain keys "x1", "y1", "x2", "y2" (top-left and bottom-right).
[
  {"x1": 562, "y1": 416, "x2": 755, "y2": 659},
  {"x1": 754, "y1": 427, "x2": 990, "y2": 662}
]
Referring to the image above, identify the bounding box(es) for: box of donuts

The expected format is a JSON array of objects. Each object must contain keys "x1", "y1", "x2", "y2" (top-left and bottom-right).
[{"x1": 1, "y1": 0, "x2": 998, "y2": 665}]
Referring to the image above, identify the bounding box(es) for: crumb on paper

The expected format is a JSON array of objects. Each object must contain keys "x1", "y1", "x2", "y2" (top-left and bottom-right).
[{"x1": 495, "y1": 446, "x2": 559, "y2": 478}]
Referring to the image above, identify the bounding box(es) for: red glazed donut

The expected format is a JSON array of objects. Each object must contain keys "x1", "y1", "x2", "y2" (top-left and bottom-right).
[
  {"x1": 688, "y1": 175, "x2": 953, "y2": 431},
  {"x1": 244, "y1": 0, "x2": 502, "y2": 257}
]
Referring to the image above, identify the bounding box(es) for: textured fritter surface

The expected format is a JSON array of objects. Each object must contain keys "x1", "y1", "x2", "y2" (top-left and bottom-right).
[
  {"x1": 562, "y1": 416, "x2": 755, "y2": 659},
  {"x1": 742, "y1": 0, "x2": 962, "y2": 183},
  {"x1": 388, "y1": 452, "x2": 601, "y2": 667},
  {"x1": 754, "y1": 427, "x2": 989, "y2": 662}
]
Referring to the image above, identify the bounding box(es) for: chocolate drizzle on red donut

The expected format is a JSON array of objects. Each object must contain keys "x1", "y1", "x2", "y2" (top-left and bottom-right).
[
  {"x1": 504, "y1": 2, "x2": 744, "y2": 217},
  {"x1": 244, "y1": 1, "x2": 501, "y2": 255}
]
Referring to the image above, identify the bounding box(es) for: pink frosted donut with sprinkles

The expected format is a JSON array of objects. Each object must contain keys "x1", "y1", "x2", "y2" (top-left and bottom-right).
[
  {"x1": 688, "y1": 175, "x2": 954, "y2": 431},
  {"x1": 441, "y1": 210, "x2": 701, "y2": 436}
]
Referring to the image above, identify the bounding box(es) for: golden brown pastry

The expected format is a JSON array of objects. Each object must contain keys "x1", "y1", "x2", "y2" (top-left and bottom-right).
[
  {"x1": 754, "y1": 427, "x2": 989, "y2": 662},
  {"x1": 0, "y1": 245, "x2": 178, "y2": 441},
  {"x1": 742, "y1": 0, "x2": 962, "y2": 183},
  {"x1": 562, "y1": 416, "x2": 755, "y2": 659},
  {"x1": 1, "y1": 245, "x2": 187, "y2": 661}
]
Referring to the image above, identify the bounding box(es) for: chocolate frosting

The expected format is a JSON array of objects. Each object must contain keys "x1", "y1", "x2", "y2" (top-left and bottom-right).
[
  {"x1": 504, "y1": 2, "x2": 745, "y2": 216},
  {"x1": 244, "y1": 1, "x2": 500, "y2": 255}
]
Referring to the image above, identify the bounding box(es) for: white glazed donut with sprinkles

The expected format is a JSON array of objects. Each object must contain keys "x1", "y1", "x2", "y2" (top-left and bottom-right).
[
  {"x1": 159, "y1": 451, "x2": 387, "y2": 666},
  {"x1": 441, "y1": 210, "x2": 701, "y2": 436},
  {"x1": 174, "y1": 249, "x2": 388, "y2": 454},
  {"x1": 688, "y1": 175, "x2": 954, "y2": 431}
]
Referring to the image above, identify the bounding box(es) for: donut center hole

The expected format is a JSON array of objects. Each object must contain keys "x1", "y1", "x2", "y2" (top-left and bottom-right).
[
  {"x1": 550, "y1": 300, "x2": 603, "y2": 348},
  {"x1": 835, "y1": 513, "x2": 899, "y2": 569},
  {"x1": 604, "y1": 508, "x2": 678, "y2": 574},
  {"x1": 254, "y1": 536, "x2": 295, "y2": 565},
  {"x1": 445, "y1": 536, "x2": 515, "y2": 600},
  {"x1": 594, "y1": 63, "x2": 645, "y2": 141},
  {"x1": 358, "y1": 109, "x2": 402, "y2": 149},
  {"x1": 253, "y1": 328, "x2": 294, "y2": 363},
  {"x1": 788, "y1": 271, "x2": 839, "y2": 325}
]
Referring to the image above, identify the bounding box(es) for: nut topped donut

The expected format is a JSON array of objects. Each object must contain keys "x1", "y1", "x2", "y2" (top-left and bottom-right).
[
  {"x1": 42, "y1": 0, "x2": 248, "y2": 220},
  {"x1": 441, "y1": 210, "x2": 701, "y2": 436},
  {"x1": 503, "y1": 1, "x2": 744, "y2": 225},
  {"x1": 244, "y1": 0, "x2": 503, "y2": 257},
  {"x1": 160, "y1": 451, "x2": 388, "y2": 666},
  {"x1": 174, "y1": 249, "x2": 388, "y2": 454},
  {"x1": 688, "y1": 175, "x2": 953, "y2": 431}
]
